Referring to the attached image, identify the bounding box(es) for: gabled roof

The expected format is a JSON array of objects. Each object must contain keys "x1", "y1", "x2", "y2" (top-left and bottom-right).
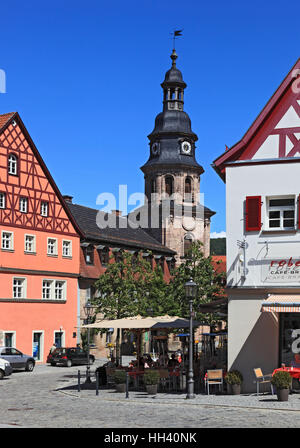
[
  {"x1": 0, "y1": 112, "x2": 16, "y2": 130},
  {"x1": 0, "y1": 112, "x2": 83, "y2": 238},
  {"x1": 67, "y1": 202, "x2": 176, "y2": 255},
  {"x1": 213, "y1": 58, "x2": 300, "y2": 182}
]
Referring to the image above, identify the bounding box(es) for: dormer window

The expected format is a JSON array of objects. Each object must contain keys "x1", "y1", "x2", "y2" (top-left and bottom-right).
[
  {"x1": 8, "y1": 154, "x2": 18, "y2": 175},
  {"x1": 85, "y1": 245, "x2": 94, "y2": 265}
]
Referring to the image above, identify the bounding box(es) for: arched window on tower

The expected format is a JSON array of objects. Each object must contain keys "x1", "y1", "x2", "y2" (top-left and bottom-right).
[
  {"x1": 165, "y1": 176, "x2": 174, "y2": 196},
  {"x1": 184, "y1": 234, "x2": 193, "y2": 258},
  {"x1": 184, "y1": 177, "x2": 193, "y2": 202},
  {"x1": 151, "y1": 179, "x2": 156, "y2": 194}
]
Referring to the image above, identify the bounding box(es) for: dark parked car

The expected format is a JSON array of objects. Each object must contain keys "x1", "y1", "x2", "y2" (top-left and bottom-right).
[
  {"x1": 0, "y1": 347, "x2": 35, "y2": 372},
  {"x1": 46, "y1": 347, "x2": 95, "y2": 367}
]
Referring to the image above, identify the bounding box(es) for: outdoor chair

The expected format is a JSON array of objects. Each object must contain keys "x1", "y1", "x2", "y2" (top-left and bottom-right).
[
  {"x1": 205, "y1": 369, "x2": 223, "y2": 395},
  {"x1": 253, "y1": 368, "x2": 274, "y2": 396}
]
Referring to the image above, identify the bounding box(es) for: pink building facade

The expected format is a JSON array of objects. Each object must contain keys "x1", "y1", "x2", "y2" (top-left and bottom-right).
[{"x1": 0, "y1": 112, "x2": 81, "y2": 362}]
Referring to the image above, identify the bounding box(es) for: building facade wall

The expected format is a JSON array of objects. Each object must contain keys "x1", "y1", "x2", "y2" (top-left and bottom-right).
[{"x1": 0, "y1": 116, "x2": 80, "y2": 362}]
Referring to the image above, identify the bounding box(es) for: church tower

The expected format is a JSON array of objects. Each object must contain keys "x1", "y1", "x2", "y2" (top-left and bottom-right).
[{"x1": 140, "y1": 49, "x2": 215, "y2": 262}]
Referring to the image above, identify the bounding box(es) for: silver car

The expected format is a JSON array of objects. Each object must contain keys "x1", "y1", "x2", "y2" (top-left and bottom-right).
[
  {"x1": 0, "y1": 358, "x2": 13, "y2": 379},
  {"x1": 0, "y1": 347, "x2": 35, "y2": 372}
]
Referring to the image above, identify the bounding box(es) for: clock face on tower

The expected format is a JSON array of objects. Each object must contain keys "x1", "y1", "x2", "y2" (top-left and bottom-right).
[
  {"x1": 151, "y1": 142, "x2": 160, "y2": 156},
  {"x1": 181, "y1": 141, "x2": 192, "y2": 155}
]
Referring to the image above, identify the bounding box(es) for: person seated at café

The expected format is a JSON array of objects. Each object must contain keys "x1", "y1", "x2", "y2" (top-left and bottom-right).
[
  {"x1": 144, "y1": 354, "x2": 153, "y2": 368},
  {"x1": 168, "y1": 354, "x2": 179, "y2": 369},
  {"x1": 291, "y1": 354, "x2": 300, "y2": 368}
]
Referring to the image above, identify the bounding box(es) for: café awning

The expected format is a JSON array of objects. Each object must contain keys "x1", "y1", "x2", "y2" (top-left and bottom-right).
[
  {"x1": 82, "y1": 315, "x2": 200, "y2": 329},
  {"x1": 261, "y1": 295, "x2": 300, "y2": 313}
]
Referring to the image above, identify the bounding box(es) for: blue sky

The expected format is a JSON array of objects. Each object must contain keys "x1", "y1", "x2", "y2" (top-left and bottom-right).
[{"x1": 0, "y1": 0, "x2": 299, "y2": 236}]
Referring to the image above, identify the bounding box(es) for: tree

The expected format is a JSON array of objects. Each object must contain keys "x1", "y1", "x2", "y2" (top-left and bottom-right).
[
  {"x1": 92, "y1": 251, "x2": 179, "y2": 363},
  {"x1": 170, "y1": 241, "x2": 226, "y2": 329}
]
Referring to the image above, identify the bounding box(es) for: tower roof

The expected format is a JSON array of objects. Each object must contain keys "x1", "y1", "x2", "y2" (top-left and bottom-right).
[
  {"x1": 161, "y1": 49, "x2": 187, "y2": 88},
  {"x1": 141, "y1": 49, "x2": 203, "y2": 173}
]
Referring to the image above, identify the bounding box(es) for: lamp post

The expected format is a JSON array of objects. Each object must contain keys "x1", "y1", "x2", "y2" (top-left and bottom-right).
[
  {"x1": 83, "y1": 300, "x2": 95, "y2": 384},
  {"x1": 185, "y1": 278, "x2": 197, "y2": 399}
]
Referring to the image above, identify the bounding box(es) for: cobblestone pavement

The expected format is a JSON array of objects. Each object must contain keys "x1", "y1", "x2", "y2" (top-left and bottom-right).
[{"x1": 1, "y1": 360, "x2": 300, "y2": 428}]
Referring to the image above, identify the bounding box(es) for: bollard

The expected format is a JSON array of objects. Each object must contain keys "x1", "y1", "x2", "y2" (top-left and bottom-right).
[
  {"x1": 126, "y1": 371, "x2": 129, "y2": 399},
  {"x1": 96, "y1": 370, "x2": 99, "y2": 396},
  {"x1": 78, "y1": 370, "x2": 81, "y2": 392}
]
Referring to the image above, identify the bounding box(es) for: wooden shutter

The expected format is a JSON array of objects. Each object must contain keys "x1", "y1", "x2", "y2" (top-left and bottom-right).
[{"x1": 245, "y1": 196, "x2": 261, "y2": 231}]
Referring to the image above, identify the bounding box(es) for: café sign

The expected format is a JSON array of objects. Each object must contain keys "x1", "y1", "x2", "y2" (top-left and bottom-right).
[{"x1": 262, "y1": 257, "x2": 300, "y2": 283}]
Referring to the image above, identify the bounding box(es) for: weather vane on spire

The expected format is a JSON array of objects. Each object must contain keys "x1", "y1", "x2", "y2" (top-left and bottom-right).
[{"x1": 170, "y1": 29, "x2": 183, "y2": 50}]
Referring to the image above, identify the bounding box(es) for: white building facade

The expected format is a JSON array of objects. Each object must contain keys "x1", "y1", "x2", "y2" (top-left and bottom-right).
[{"x1": 213, "y1": 58, "x2": 300, "y2": 392}]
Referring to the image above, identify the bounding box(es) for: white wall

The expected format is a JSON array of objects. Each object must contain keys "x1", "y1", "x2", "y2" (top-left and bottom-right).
[
  {"x1": 226, "y1": 162, "x2": 300, "y2": 288},
  {"x1": 226, "y1": 161, "x2": 300, "y2": 391}
]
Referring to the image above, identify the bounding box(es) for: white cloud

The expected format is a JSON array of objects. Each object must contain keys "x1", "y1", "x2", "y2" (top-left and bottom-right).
[{"x1": 210, "y1": 231, "x2": 226, "y2": 239}]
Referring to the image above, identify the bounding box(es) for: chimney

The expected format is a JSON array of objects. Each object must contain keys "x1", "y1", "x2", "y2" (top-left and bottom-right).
[
  {"x1": 63, "y1": 195, "x2": 73, "y2": 203},
  {"x1": 112, "y1": 209, "x2": 122, "y2": 217}
]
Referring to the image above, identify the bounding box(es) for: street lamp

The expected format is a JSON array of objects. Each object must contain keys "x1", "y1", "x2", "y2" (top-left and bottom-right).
[
  {"x1": 83, "y1": 300, "x2": 95, "y2": 384},
  {"x1": 185, "y1": 278, "x2": 197, "y2": 399}
]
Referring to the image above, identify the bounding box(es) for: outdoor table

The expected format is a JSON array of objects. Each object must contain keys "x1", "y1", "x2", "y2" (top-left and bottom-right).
[{"x1": 272, "y1": 367, "x2": 300, "y2": 379}]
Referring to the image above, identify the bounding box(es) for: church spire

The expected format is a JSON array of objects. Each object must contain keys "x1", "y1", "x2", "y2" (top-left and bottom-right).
[{"x1": 161, "y1": 49, "x2": 186, "y2": 112}]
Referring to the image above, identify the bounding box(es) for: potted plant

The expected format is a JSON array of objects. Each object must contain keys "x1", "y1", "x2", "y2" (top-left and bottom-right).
[
  {"x1": 271, "y1": 371, "x2": 291, "y2": 402},
  {"x1": 144, "y1": 370, "x2": 160, "y2": 395},
  {"x1": 113, "y1": 370, "x2": 126, "y2": 392},
  {"x1": 225, "y1": 370, "x2": 243, "y2": 395}
]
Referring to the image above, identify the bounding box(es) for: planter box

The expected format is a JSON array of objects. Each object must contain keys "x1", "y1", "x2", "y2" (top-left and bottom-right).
[
  {"x1": 115, "y1": 383, "x2": 126, "y2": 393},
  {"x1": 231, "y1": 384, "x2": 241, "y2": 395},
  {"x1": 227, "y1": 384, "x2": 241, "y2": 395},
  {"x1": 146, "y1": 384, "x2": 158, "y2": 395},
  {"x1": 277, "y1": 388, "x2": 289, "y2": 402}
]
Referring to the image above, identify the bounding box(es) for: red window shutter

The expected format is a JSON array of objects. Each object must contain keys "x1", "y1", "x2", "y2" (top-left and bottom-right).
[{"x1": 245, "y1": 196, "x2": 261, "y2": 231}]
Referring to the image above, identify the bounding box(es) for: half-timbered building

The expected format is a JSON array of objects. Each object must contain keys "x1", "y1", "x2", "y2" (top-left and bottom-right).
[
  {"x1": 213, "y1": 58, "x2": 300, "y2": 392},
  {"x1": 0, "y1": 112, "x2": 81, "y2": 362}
]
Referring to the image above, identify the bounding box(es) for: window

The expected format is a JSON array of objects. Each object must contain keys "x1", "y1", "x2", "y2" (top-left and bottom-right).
[
  {"x1": 42, "y1": 280, "x2": 52, "y2": 299},
  {"x1": 25, "y1": 234, "x2": 36, "y2": 253},
  {"x1": 166, "y1": 258, "x2": 176, "y2": 274},
  {"x1": 41, "y1": 201, "x2": 48, "y2": 217},
  {"x1": 0, "y1": 192, "x2": 6, "y2": 209},
  {"x1": 62, "y1": 240, "x2": 72, "y2": 257},
  {"x1": 42, "y1": 280, "x2": 66, "y2": 300},
  {"x1": 99, "y1": 247, "x2": 109, "y2": 267},
  {"x1": 55, "y1": 281, "x2": 66, "y2": 300},
  {"x1": 19, "y1": 197, "x2": 28, "y2": 213},
  {"x1": 267, "y1": 196, "x2": 295, "y2": 230},
  {"x1": 165, "y1": 176, "x2": 174, "y2": 196},
  {"x1": 185, "y1": 177, "x2": 192, "y2": 194},
  {"x1": 184, "y1": 234, "x2": 193, "y2": 257},
  {"x1": 1, "y1": 231, "x2": 13, "y2": 250},
  {"x1": 184, "y1": 177, "x2": 193, "y2": 202},
  {"x1": 84, "y1": 245, "x2": 94, "y2": 264},
  {"x1": 13, "y1": 278, "x2": 26, "y2": 298},
  {"x1": 8, "y1": 154, "x2": 17, "y2": 175},
  {"x1": 151, "y1": 179, "x2": 156, "y2": 194},
  {"x1": 47, "y1": 238, "x2": 58, "y2": 256}
]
